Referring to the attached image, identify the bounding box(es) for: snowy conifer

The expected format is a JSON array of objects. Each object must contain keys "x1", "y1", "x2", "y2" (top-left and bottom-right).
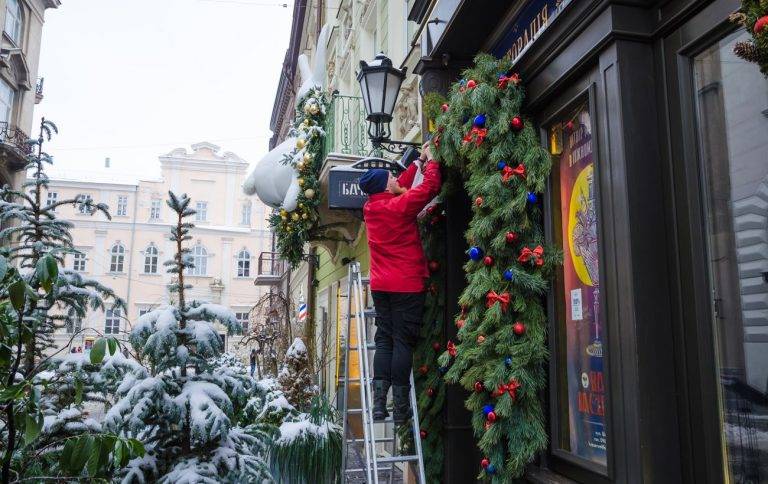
[
  {"x1": 104, "y1": 192, "x2": 272, "y2": 483},
  {"x1": 277, "y1": 338, "x2": 316, "y2": 410}
]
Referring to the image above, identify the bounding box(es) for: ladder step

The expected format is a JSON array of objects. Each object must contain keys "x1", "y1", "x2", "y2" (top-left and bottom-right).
[
  {"x1": 361, "y1": 277, "x2": 370, "y2": 285},
  {"x1": 348, "y1": 343, "x2": 376, "y2": 351},
  {"x1": 350, "y1": 309, "x2": 376, "y2": 319},
  {"x1": 377, "y1": 455, "x2": 420, "y2": 464},
  {"x1": 346, "y1": 436, "x2": 395, "y2": 443}
]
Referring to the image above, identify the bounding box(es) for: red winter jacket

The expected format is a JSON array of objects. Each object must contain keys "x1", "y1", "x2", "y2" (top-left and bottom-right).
[{"x1": 363, "y1": 161, "x2": 442, "y2": 292}]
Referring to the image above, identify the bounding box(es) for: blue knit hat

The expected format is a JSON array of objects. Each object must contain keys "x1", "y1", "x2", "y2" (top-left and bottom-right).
[{"x1": 358, "y1": 169, "x2": 389, "y2": 195}]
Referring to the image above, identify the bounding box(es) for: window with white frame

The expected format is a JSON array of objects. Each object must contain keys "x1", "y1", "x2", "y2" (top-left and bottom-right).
[
  {"x1": 150, "y1": 199, "x2": 161, "y2": 220},
  {"x1": 116, "y1": 195, "x2": 128, "y2": 216},
  {"x1": 105, "y1": 308, "x2": 121, "y2": 335},
  {"x1": 144, "y1": 244, "x2": 158, "y2": 274},
  {"x1": 187, "y1": 244, "x2": 208, "y2": 276},
  {"x1": 195, "y1": 201, "x2": 208, "y2": 221},
  {"x1": 77, "y1": 194, "x2": 93, "y2": 214},
  {"x1": 4, "y1": 0, "x2": 22, "y2": 46},
  {"x1": 236, "y1": 249, "x2": 251, "y2": 277},
  {"x1": 235, "y1": 311, "x2": 249, "y2": 335},
  {"x1": 0, "y1": 79, "x2": 13, "y2": 125},
  {"x1": 46, "y1": 191, "x2": 58, "y2": 210},
  {"x1": 138, "y1": 307, "x2": 153, "y2": 317},
  {"x1": 109, "y1": 243, "x2": 125, "y2": 273},
  {"x1": 65, "y1": 317, "x2": 82, "y2": 334},
  {"x1": 72, "y1": 252, "x2": 86, "y2": 272},
  {"x1": 241, "y1": 201, "x2": 252, "y2": 226}
]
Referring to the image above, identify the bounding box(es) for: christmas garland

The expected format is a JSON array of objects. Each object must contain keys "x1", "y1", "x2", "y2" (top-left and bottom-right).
[
  {"x1": 732, "y1": 1, "x2": 768, "y2": 76},
  {"x1": 433, "y1": 54, "x2": 560, "y2": 482},
  {"x1": 269, "y1": 87, "x2": 330, "y2": 267}
]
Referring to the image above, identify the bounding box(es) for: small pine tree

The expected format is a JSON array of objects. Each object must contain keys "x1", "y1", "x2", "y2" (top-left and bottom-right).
[
  {"x1": 277, "y1": 338, "x2": 316, "y2": 409},
  {"x1": 104, "y1": 192, "x2": 272, "y2": 483}
]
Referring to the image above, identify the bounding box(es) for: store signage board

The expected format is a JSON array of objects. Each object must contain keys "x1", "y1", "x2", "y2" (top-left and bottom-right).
[
  {"x1": 491, "y1": 0, "x2": 573, "y2": 63},
  {"x1": 328, "y1": 167, "x2": 367, "y2": 209}
]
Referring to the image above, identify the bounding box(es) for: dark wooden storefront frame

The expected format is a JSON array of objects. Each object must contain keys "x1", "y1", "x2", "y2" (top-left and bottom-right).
[{"x1": 416, "y1": 0, "x2": 746, "y2": 482}]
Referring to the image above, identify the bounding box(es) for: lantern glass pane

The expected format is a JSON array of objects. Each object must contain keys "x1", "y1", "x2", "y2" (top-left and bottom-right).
[
  {"x1": 366, "y1": 70, "x2": 386, "y2": 115},
  {"x1": 359, "y1": 75, "x2": 372, "y2": 117},
  {"x1": 383, "y1": 71, "x2": 402, "y2": 117}
]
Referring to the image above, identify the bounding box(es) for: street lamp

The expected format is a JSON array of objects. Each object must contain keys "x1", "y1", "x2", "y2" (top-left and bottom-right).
[{"x1": 357, "y1": 53, "x2": 419, "y2": 155}]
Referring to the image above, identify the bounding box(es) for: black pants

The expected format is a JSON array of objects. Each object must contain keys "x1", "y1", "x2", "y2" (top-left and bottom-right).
[{"x1": 371, "y1": 291, "x2": 425, "y2": 387}]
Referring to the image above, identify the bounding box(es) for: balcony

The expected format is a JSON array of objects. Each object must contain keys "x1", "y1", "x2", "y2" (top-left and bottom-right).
[
  {"x1": 0, "y1": 122, "x2": 33, "y2": 170},
  {"x1": 35, "y1": 77, "x2": 44, "y2": 104},
  {"x1": 322, "y1": 94, "x2": 373, "y2": 160},
  {"x1": 254, "y1": 251, "x2": 289, "y2": 286}
]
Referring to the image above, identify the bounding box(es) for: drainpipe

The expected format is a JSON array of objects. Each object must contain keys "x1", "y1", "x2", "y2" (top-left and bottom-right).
[
  {"x1": 306, "y1": 247, "x2": 317, "y2": 374},
  {"x1": 124, "y1": 183, "x2": 139, "y2": 330}
]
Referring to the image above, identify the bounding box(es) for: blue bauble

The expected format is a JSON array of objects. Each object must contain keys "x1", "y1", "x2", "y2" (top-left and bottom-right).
[
  {"x1": 527, "y1": 192, "x2": 538, "y2": 204},
  {"x1": 486, "y1": 464, "x2": 497, "y2": 474},
  {"x1": 460, "y1": 79, "x2": 466, "y2": 86},
  {"x1": 504, "y1": 356, "x2": 513, "y2": 366},
  {"x1": 503, "y1": 269, "x2": 514, "y2": 281},
  {"x1": 482, "y1": 403, "x2": 495, "y2": 416},
  {"x1": 468, "y1": 246, "x2": 483, "y2": 261},
  {"x1": 438, "y1": 366, "x2": 448, "y2": 375},
  {"x1": 473, "y1": 114, "x2": 486, "y2": 127},
  {"x1": 462, "y1": 116, "x2": 470, "y2": 124},
  {"x1": 497, "y1": 161, "x2": 506, "y2": 170}
]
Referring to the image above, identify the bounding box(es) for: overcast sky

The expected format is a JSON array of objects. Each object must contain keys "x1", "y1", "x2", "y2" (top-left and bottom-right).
[{"x1": 34, "y1": 0, "x2": 293, "y2": 179}]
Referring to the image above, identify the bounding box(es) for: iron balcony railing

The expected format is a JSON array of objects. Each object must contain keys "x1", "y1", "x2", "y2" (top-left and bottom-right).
[
  {"x1": 254, "y1": 251, "x2": 288, "y2": 286},
  {"x1": 35, "y1": 77, "x2": 44, "y2": 97},
  {"x1": 0, "y1": 122, "x2": 33, "y2": 157},
  {"x1": 322, "y1": 94, "x2": 374, "y2": 160}
]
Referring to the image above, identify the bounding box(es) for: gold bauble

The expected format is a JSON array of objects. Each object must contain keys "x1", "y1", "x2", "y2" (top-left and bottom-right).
[
  {"x1": 297, "y1": 161, "x2": 305, "y2": 170},
  {"x1": 298, "y1": 178, "x2": 304, "y2": 186},
  {"x1": 309, "y1": 104, "x2": 319, "y2": 115},
  {"x1": 303, "y1": 153, "x2": 312, "y2": 163},
  {"x1": 303, "y1": 104, "x2": 311, "y2": 114},
  {"x1": 291, "y1": 213, "x2": 299, "y2": 221},
  {"x1": 304, "y1": 188, "x2": 315, "y2": 199},
  {"x1": 301, "y1": 213, "x2": 308, "y2": 220},
  {"x1": 296, "y1": 139, "x2": 306, "y2": 149},
  {"x1": 303, "y1": 119, "x2": 310, "y2": 126},
  {"x1": 298, "y1": 203, "x2": 304, "y2": 208},
  {"x1": 280, "y1": 215, "x2": 287, "y2": 221},
  {"x1": 280, "y1": 209, "x2": 287, "y2": 216}
]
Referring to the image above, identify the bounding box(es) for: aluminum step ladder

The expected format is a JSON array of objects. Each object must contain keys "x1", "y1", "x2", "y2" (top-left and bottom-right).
[{"x1": 339, "y1": 262, "x2": 426, "y2": 484}]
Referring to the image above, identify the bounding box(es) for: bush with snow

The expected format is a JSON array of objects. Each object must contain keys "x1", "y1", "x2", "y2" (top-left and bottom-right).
[{"x1": 277, "y1": 338, "x2": 318, "y2": 410}]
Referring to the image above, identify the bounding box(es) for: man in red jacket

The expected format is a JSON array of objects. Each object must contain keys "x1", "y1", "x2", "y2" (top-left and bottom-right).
[{"x1": 358, "y1": 143, "x2": 441, "y2": 425}]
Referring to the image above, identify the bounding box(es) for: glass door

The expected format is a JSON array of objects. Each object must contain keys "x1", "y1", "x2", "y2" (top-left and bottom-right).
[{"x1": 693, "y1": 29, "x2": 768, "y2": 484}]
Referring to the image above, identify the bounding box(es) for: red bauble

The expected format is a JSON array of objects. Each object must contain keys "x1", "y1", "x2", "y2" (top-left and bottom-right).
[
  {"x1": 466, "y1": 79, "x2": 477, "y2": 89},
  {"x1": 505, "y1": 231, "x2": 518, "y2": 243},
  {"x1": 755, "y1": 15, "x2": 768, "y2": 34},
  {"x1": 430, "y1": 215, "x2": 441, "y2": 226},
  {"x1": 513, "y1": 321, "x2": 526, "y2": 336},
  {"x1": 426, "y1": 205, "x2": 437, "y2": 215},
  {"x1": 418, "y1": 364, "x2": 429, "y2": 375},
  {"x1": 441, "y1": 103, "x2": 449, "y2": 112},
  {"x1": 456, "y1": 319, "x2": 465, "y2": 329},
  {"x1": 432, "y1": 342, "x2": 441, "y2": 351},
  {"x1": 474, "y1": 381, "x2": 485, "y2": 392},
  {"x1": 510, "y1": 116, "x2": 524, "y2": 131},
  {"x1": 475, "y1": 196, "x2": 483, "y2": 207},
  {"x1": 480, "y1": 458, "x2": 490, "y2": 469},
  {"x1": 483, "y1": 256, "x2": 494, "y2": 266},
  {"x1": 420, "y1": 429, "x2": 427, "y2": 439},
  {"x1": 566, "y1": 120, "x2": 575, "y2": 131},
  {"x1": 427, "y1": 387, "x2": 435, "y2": 397},
  {"x1": 428, "y1": 260, "x2": 440, "y2": 272},
  {"x1": 477, "y1": 334, "x2": 486, "y2": 344},
  {"x1": 486, "y1": 411, "x2": 497, "y2": 423}
]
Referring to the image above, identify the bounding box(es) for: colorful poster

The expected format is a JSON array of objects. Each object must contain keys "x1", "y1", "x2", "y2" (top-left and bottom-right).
[{"x1": 558, "y1": 105, "x2": 607, "y2": 464}]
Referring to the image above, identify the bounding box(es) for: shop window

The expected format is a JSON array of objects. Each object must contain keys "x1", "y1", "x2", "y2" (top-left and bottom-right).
[
  {"x1": 693, "y1": 30, "x2": 768, "y2": 483},
  {"x1": 548, "y1": 99, "x2": 608, "y2": 468}
]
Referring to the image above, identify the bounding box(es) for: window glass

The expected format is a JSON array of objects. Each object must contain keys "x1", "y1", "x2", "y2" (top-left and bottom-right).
[
  {"x1": 196, "y1": 201, "x2": 208, "y2": 221},
  {"x1": 241, "y1": 202, "x2": 252, "y2": 226},
  {"x1": 77, "y1": 194, "x2": 93, "y2": 214},
  {"x1": 549, "y1": 99, "x2": 607, "y2": 466},
  {"x1": 693, "y1": 30, "x2": 768, "y2": 483},
  {"x1": 46, "y1": 191, "x2": 58, "y2": 210},
  {"x1": 237, "y1": 249, "x2": 250, "y2": 277},
  {"x1": 117, "y1": 195, "x2": 128, "y2": 216},
  {"x1": 0, "y1": 80, "x2": 13, "y2": 124},
  {"x1": 105, "y1": 308, "x2": 121, "y2": 335},
  {"x1": 144, "y1": 245, "x2": 158, "y2": 274},
  {"x1": 4, "y1": 0, "x2": 22, "y2": 45},
  {"x1": 150, "y1": 199, "x2": 161, "y2": 220},
  {"x1": 65, "y1": 317, "x2": 82, "y2": 334},
  {"x1": 188, "y1": 244, "x2": 207, "y2": 276},
  {"x1": 110, "y1": 243, "x2": 125, "y2": 273},
  {"x1": 73, "y1": 252, "x2": 86, "y2": 272},
  {"x1": 235, "y1": 311, "x2": 249, "y2": 335}
]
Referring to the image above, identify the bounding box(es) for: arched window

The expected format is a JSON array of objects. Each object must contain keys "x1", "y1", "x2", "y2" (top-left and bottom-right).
[
  {"x1": 4, "y1": 0, "x2": 22, "y2": 46},
  {"x1": 188, "y1": 244, "x2": 208, "y2": 276},
  {"x1": 109, "y1": 243, "x2": 125, "y2": 273},
  {"x1": 236, "y1": 249, "x2": 250, "y2": 277},
  {"x1": 144, "y1": 244, "x2": 158, "y2": 274}
]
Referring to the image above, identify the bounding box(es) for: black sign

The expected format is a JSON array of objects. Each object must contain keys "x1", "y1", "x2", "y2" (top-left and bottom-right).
[
  {"x1": 491, "y1": 0, "x2": 572, "y2": 62},
  {"x1": 328, "y1": 167, "x2": 367, "y2": 209}
]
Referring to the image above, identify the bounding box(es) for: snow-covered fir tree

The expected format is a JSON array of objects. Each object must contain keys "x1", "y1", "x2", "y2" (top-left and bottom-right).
[
  {"x1": 104, "y1": 192, "x2": 272, "y2": 483},
  {"x1": 277, "y1": 338, "x2": 317, "y2": 410}
]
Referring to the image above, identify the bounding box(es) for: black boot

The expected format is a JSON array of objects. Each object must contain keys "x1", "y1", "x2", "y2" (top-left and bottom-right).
[
  {"x1": 392, "y1": 385, "x2": 412, "y2": 425},
  {"x1": 372, "y1": 380, "x2": 390, "y2": 421}
]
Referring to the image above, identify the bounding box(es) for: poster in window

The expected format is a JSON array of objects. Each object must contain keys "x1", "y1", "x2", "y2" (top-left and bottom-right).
[{"x1": 558, "y1": 103, "x2": 607, "y2": 464}]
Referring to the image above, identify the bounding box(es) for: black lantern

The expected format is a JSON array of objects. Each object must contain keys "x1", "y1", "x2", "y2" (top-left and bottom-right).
[{"x1": 357, "y1": 53, "x2": 418, "y2": 154}]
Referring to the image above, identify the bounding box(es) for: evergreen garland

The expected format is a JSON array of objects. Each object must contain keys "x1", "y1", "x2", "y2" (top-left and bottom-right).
[
  {"x1": 269, "y1": 87, "x2": 330, "y2": 267},
  {"x1": 732, "y1": 0, "x2": 768, "y2": 76},
  {"x1": 433, "y1": 54, "x2": 561, "y2": 482}
]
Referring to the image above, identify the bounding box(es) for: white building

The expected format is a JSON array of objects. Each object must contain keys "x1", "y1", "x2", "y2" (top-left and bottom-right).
[{"x1": 43, "y1": 142, "x2": 272, "y2": 358}]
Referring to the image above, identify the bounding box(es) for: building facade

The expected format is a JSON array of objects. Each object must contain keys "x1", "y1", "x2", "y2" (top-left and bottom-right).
[
  {"x1": 45, "y1": 143, "x2": 271, "y2": 359},
  {"x1": 0, "y1": 0, "x2": 59, "y2": 189}
]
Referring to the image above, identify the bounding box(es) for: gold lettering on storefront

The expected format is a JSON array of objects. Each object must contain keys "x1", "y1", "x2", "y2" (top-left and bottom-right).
[{"x1": 506, "y1": 6, "x2": 550, "y2": 60}]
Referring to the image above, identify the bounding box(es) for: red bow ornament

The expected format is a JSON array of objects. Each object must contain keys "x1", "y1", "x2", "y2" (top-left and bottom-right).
[
  {"x1": 501, "y1": 163, "x2": 526, "y2": 183},
  {"x1": 447, "y1": 340, "x2": 457, "y2": 357},
  {"x1": 485, "y1": 291, "x2": 510, "y2": 312},
  {"x1": 493, "y1": 379, "x2": 522, "y2": 400},
  {"x1": 517, "y1": 245, "x2": 544, "y2": 266},
  {"x1": 462, "y1": 127, "x2": 488, "y2": 147},
  {"x1": 497, "y1": 73, "x2": 521, "y2": 89}
]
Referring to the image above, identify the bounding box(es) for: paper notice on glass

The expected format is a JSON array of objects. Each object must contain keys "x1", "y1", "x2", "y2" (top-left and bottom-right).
[{"x1": 571, "y1": 288, "x2": 583, "y2": 320}]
